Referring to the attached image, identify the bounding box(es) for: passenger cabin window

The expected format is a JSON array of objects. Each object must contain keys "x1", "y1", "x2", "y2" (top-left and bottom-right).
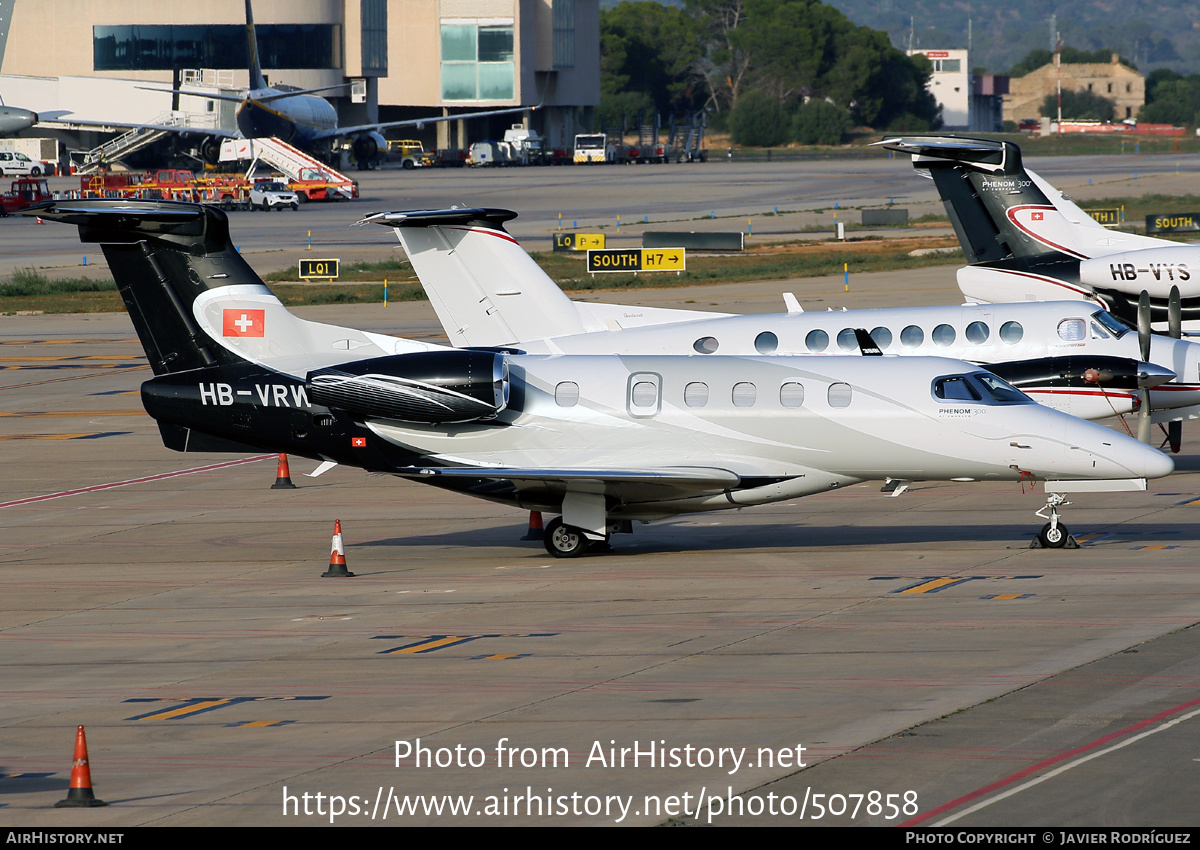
[
  {"x1": 779, "y1": 381, "x2": 805, "y2": 408},
  {"x1": 999, "y1": 321, "x2": 1023, "y2": 343},
  {"x1": 754, "y1": 331, "x2": 778, "y2": 354},
  {"x1": 732, "y1": 382, "x2": 757, "y2": 407},
  {"x1": 694, "y1": 336, "x2": 719, "y2": 354},
  {"x1": 932, "y1": 324, "x2": 956, "y2": 346},
  {"x1": 837, "y1": 328, "x2": 858, "y2": 351},
  {"x1": 805, "y1": 329, "x2": 829, "y2": 352},
  {"x1": 828, "y1": 382, "x2": 852, "y2": 408},
  {"x1": 1057, "y1": 319, "x2": 1086, "y2": 341},
  {"x1": 965, "y1": 321, "x2": 989, "y2": 344},
  {"x1": 555, "y1": 381, "x2": 579, "y2": 407},
  {"x1": 684, "y1": 382, "x2": 709, "y2": 407},
  {"x1": 870, "y1": 327, "x2": 892, "y2": 349},
  {"x1": 628, "y1": 373, "x2": 661, "y2": 417},
  {"x1": 900, "y1": 325, "x2": 924, "y2": 348}
]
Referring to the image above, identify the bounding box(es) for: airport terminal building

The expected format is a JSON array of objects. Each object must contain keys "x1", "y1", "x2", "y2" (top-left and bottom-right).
[{"x1": 0, "y1": 0, "x2": 599, "y2": 156}]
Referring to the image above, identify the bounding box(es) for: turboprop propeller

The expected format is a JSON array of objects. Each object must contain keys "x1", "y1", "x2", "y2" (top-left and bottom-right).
[{"x1": 1138, "y1": 285, "x2": 1184, "y2": 452}]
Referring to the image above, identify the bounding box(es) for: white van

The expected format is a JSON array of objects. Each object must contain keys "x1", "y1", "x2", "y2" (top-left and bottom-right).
[{"x1": 0, "y1": 150, "x2": 44, "y2": 176}]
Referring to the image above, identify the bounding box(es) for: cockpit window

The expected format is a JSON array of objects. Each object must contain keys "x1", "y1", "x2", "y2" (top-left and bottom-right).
[
  {"x1": 1092, "y1": 310, "x2": 1132, "y2": 339},
  {"x1": 933, "y1": 373, "x2": 1032, "y2": 405},
  {"x1": 975, "y1": 373, "x2": 1030, "y2": 404},
  {"x1": 933, "y1": 376, "x2": 981, "y2": 401}
]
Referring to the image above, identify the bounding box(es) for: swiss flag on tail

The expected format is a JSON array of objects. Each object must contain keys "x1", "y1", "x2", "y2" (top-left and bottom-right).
[{"x1": 222, "y1": 309, "x2": 265, "y2": 337}]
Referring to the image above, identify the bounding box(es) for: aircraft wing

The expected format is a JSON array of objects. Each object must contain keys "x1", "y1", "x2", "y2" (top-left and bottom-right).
[
  {"x1": 394, "y1": 465, "x2": 741, "y2": 496},
  {"x1": 47, "y1": 116, "x2": 238, "y2": 139},
  {"x1": 314, "y1": 104, "x2": 539, "y2": 142}
]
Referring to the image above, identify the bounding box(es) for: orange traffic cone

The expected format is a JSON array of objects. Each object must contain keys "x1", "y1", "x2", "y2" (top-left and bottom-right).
[
  {"x1": 322, "y1": 519, "x2": 355, "y2": 577},
  {"x1": 55, "y1": 725, "x2": 107, "y2": 808},
  {"x1": 521, "y1": 510, "x2": 544, "y2": 541},
  {"x1": 271, "y1": 453, "x2": 297, "y2": 489}
]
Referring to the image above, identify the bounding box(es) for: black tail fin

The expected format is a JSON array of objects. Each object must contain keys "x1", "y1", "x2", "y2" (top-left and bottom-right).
[
  {"x1": 24, "y1": 200, "x2": 260, "y2": 375},
  {"x1": 876, "y1": 135, "x2": 1067, "y2": 264}
]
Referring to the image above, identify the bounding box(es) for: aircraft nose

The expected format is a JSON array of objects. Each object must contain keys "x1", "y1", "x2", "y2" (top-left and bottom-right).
[
  {"x1": 1135, "y1": 444, "x2": 1176, "y2": 479},
  {"x1": 1092, "y1": 437, "x2": 1175, "y2": 480},
  {"x1": 1137, "y1": 362, "x2": 1176, "y2": 389}
]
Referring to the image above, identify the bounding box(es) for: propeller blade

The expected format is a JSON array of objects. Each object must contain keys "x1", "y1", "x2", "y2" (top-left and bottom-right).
[
  {"x1": 1169, "y1": 284, "x2": 1182, "y2": 339},
  {"x1": 1138, "y1": 389, "x2": 1153, "y2": 443},
  {"x1": 1168, "y1": 420, "x2": 1182, "y2": 454},
  {"x1": 1138, "y1": 290, "x2": 1152, "y2": 362}
]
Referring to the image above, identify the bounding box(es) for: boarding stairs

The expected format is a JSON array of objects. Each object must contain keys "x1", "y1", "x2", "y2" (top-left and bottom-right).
[
  {"x1": 76, "y1": 112, "x2": 193, "y2": 175},
  {"x1": 220, "y1": 137, "x2": 356, "y2": 199}
]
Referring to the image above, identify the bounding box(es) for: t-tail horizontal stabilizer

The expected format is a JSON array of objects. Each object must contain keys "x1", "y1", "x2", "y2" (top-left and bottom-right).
[{"x1": 361, "y1": 207, "x2": 733, "y2": 349}]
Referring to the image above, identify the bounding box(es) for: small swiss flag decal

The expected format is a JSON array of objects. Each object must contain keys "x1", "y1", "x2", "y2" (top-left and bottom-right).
[
  {"x1": 1031, "y1": 211, "x2": 1044, "y2": 221},
  {"x1": 222, "y1": 309, "x2": 265, "y2": 337},
  {"x1": 352, "y1": 437, "x2": 367, "y2": 447}
]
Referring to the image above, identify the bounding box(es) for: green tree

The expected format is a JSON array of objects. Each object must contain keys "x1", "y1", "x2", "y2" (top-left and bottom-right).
[
  {"x1": 792, "y1": 99, "x2": 850, "y2": 144},
  {"x1": 1140, "y1": 73, "x2": 1200, "y2": 126},
  {"x1": 688, "y1": 0, "x2": 940, "y2": 128},
  {"x1": 600, "y1": 2, "x2": 704, "y2": 119},
  {"x1": 729, "y1": 90, "x2": 789, "y2": 145}
]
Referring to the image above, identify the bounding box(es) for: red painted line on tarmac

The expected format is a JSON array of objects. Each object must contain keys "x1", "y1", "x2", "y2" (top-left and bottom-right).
[
  {"x1": 900, "y1": 693, "x2": 1200, "y2": 825},
  {"x1": 0, "y1": 455, "x2": 275, "y2": 510}
]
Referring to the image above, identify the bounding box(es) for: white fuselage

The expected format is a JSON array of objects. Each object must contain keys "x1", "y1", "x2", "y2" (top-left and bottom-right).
[
  {"x1": 367, "y1": 354, "x2": 1172, "y2": 521},
  {"x1": 513, "y1": 301, "x2": 1200, "y2": 421}
]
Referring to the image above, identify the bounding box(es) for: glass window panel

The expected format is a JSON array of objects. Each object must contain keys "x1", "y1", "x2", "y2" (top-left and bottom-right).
[
  {"x1": 1057, "y1": 319, "x2": 1086, "y2": 341},
  {"x1": 836, "y1": 328, "x2": 859, "y2": 351},
  {"x1": 441, "y1": 25, "x2": 476, "y2": 62},
  {"x1": 965, "y1": 321, "x2": 989, "y2": 344},
  {"x1": 779, "y1": 382, "x2": 805, "y2": 408},
  {"x1": 478, "y1": 62, "x2": 514, "y2": 100},
  {"x1": 684, "y1": 382, "x2": 709, "y2": 407},
  {"x1": 870, "y1": 327, "x2": 892, "y2": 349},
  {"x1": 442, "y1": 63, "x2": 477, "y2": 101},
  {"x1": 828, "y1": 382, "x2": 852, "y2": 408},
  {"x1": 478, "y1": 26, "x2": 514, "y2": 62},
  {"x1": 732, "y1": 382, "x2": 757, "y2": 407},
  {"x1": 900, "y1": 325, "x2": 924, "y2": 347},
  {"x1": 754, "y1": 331, "x2": 778, "y2": 354},
  {"x1": 805, "y1": 329, "x2": 829, "y2": 352},
  {"x1": 999, "y1": 321, "x2": 1024, "y2": 343},
  {"x1": 631, "y1": 381, "x2": 657, "y2": 407},
  {"x1": 932, "y1": 324, "x2": 956, "y2": 346},
  {"x1": 555, "y1": 381, "x2": 579, "y2": 407},
  {"x1": 693, "y1": 336, "x2": 719, "y2": 354}
]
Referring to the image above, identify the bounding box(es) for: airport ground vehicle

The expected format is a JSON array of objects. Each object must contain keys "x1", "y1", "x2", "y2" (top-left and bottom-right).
[
  {"x1": 0, "y1": 177, "x2": 52, "y2": 215},
  {"x1": 249, "y1": 181, "x2": 299, "y2": 211}
]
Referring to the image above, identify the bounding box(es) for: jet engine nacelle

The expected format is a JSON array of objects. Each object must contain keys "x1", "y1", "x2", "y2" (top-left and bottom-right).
[
  {"x1": 351, "y1": 132, "x2": 387, "y2": 165},
  {"x1": 1079, "y1": 248, "x2": 1198, "y2": 297},
  {"x1": 201, "y1": 137, "x2": 223, "y2": 166},
  {"x1": 307, "y1": 350, "x2": 509, "y2": 424}
]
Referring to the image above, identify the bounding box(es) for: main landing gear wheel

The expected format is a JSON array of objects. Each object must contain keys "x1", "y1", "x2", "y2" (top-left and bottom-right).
[
  {"x1": 544, "y1": 517, "x2": 589, "y2": 558},
  {"x1": 1038, "y1": 522, "x2": 1069, "y2": 548}
]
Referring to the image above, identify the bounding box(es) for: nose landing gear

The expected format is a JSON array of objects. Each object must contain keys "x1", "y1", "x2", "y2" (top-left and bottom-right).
[{"x1": 1032, "y1": 492, "x2": 1080, "y2": 549}]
